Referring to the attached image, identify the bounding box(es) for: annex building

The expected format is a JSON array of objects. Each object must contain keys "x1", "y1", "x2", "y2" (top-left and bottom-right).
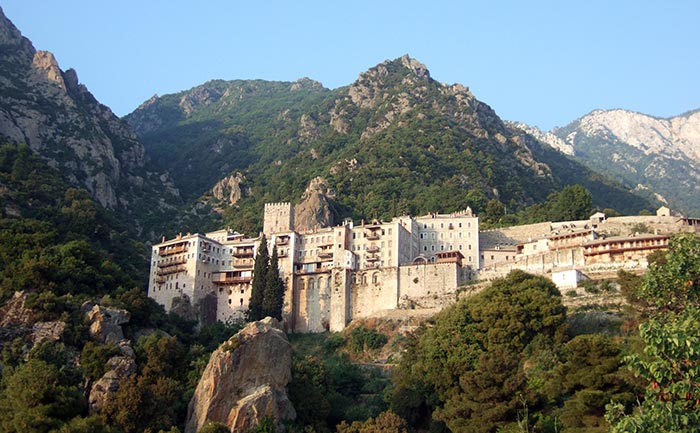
[{"x1": 148, "y1": 203, "x2": 479, "y2": 332}]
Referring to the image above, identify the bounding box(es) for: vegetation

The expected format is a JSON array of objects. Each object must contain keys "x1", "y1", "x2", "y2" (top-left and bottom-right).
[
  {"x1": 390, "y1": 270, "x2": 640, "y2": 433},
  {"x1": 248, "y1": 235, "x2": 285, "y2": 321},
  {"x1": 127, "y1": 59, "x2": 651, "y2": 234}
]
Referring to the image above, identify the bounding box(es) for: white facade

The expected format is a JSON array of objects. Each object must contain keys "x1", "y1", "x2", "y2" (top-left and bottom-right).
[{"x1": 148, "y1": 204, "x2": 479, "y2": 331}]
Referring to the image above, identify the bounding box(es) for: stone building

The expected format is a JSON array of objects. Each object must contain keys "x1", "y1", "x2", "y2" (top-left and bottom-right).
[{"x1": 148, "y1": 203, "x2": 479, "y2": 332}]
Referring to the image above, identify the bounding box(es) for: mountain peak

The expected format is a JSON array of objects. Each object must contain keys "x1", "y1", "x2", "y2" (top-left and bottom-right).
[
  {"x1": 399, "y1": 54, "x2": 430, "y2": 79},
  {"x1": 0, "y1": 6, "x2": 36, "y2": 66}
]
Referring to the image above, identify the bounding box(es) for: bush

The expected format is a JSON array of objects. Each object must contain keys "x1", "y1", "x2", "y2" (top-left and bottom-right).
[{"x1": 347, "y1": 326, "x2": 388, "y2": 353}]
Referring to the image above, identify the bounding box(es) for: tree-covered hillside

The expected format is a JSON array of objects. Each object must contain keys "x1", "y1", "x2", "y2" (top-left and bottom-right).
[{"x1": 127, "y1": 56, "x2": 652, "y2": 234}]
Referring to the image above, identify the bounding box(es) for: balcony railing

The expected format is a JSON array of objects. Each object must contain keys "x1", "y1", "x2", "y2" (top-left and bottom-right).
[
  {"x1": 233, "y1": 248, "x2": 255, "y2": 258},
  {"x1": 159, "y1": 244, "x2": 188, "y2": 256},
  {"x1": 366, "y1": 254, "x2": 380, "y2": 262},
  {"x1": 318, "y1": 250, "x2": 333, "y2": 259},
  {"x1": 276, "y1": 237, "x2": 289, "y2": 246},
  {"x1": 213, "y1": 276, "x2": 252, "y2": 285},
  {"x1": 156, "y1": 265, "x2": 187, "y2": 276},
  {"x1": 365, "y1": 232, "x2": 380, "y2": 240},
  {"x1": 158, "y1": 257, "x2": 187, "y2": 268},
  {"x1": 367, "y1": 244, "x2": 380, "y2": 253}
]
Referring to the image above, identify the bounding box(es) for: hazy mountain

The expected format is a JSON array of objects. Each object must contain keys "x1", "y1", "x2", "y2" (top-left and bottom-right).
[
  {"x1": 127, "y1": 55, "x2": 650, "y2": 232},
  {"x1": 0, "y1": 7, "x2": 180, "y2": 234},
  {"x1": 513, "y1": 109, "x2": 700, "y2": 215}
]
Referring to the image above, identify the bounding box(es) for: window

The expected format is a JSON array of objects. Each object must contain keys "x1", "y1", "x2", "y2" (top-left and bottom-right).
[
  {"x1": 468, "y1": 245, "x2": 472, "y2": 250},
  {"x1": 459, "y1": 222, "x2": 462, "y2": 228}
]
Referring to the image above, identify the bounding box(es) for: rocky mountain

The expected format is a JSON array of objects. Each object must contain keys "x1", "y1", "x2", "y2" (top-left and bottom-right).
[
  {"x1": 513, "y1": 109, "x2": 700, "y2": 215},
  {"x1": 0, "y1": 7, "x2": 180, "y2": 233},
  {"x1": 127, "y1": 55, "x2": 651, "y2": 233}
]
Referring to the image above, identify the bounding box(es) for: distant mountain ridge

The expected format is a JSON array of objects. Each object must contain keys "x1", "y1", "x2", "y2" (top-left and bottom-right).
[
  {"x1": 126, "y1": 55, "x2": 651, "y2": 232},
  {"x1": 513, "y1": 109, "x2": 700, "y2": 215},
  {"x1": 0, "y1": 7, "x2": 180, "y2": 234}
]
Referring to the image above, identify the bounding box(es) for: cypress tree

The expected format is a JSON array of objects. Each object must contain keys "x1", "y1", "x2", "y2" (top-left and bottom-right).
[
  {"x1": 263, "y1": 245, "x2": 285, "y2": 320},
  {"x1": 247, "y1": 234, "x2": 269, "y2": 322}
]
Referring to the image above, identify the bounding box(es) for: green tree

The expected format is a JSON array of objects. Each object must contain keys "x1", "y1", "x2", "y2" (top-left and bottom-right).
[
  {"x1": 0, "y1": 358, "x2": 84, "y2": 433},
  {"x1": 262, "y1": 245, "x2": 284, "y2": 320},
  {"x1": 336, "y1": 411, "x2": 408, "y2": 433},
  {"x1": 546, "y1": 185, "x2": 593, "y2": 221},
  {"x1": 248, "y1": 234, "x2": 269, "y2": 321},
  {"x1": 392, "y1": 270, "x2": 568, "y2": 433}
]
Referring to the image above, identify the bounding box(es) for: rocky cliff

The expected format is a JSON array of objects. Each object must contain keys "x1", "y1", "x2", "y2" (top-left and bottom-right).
[
  {"x1": 293, "y1": 176, "x2": 337, "y2": 231},
  {"x1": 0, "y1": 7, "x2": 179, "y2": 232},
  {"x1": 522, "y1": 109, "x2": 700, "y2": 215},
  {"x1": 185, "y1": 318, "x2": 295, "y2": 433}
]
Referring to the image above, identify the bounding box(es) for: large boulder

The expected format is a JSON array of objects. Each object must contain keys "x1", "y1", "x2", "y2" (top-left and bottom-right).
[
  {"x1": 185, "y1": 317, "x2": 296, "y2": 433},
  {"x1": 82, "y1": 302, "x2": 130, "y2": 344}
]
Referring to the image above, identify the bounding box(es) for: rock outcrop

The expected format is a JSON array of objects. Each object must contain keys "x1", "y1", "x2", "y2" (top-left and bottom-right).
[
  {"x1": 31, "y1": 321, "x2": 66, "y2": 346},
  {"x1": 88, "y1": 354, "x2": 137, "y2": 413},
  {"x1": 185, "y1": 318, "x2": 295, "y2": 433},
  {"x1": 82, "y1": 302, "x2": 131, "y2": 345},
  {"x1": 0, "y1": 7, "x2": 179, "y2": 227},
  {"x1": 0, "y1": 291, "x2": 36, "y2": 327},
  {"x1": 212, "y1": 172, "x2": 246, "y2": 206},
  {"x1": 293, "y1": 177, "x2": 336, "y2": 231},
  {"x1": 81, "y1": 301, "x2": 137, "y2": 413}
]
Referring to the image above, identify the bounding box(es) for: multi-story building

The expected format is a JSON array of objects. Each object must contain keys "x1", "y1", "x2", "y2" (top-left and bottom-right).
[{"x1": 148, "y1": 203, "x2": 479, "y2": 332}]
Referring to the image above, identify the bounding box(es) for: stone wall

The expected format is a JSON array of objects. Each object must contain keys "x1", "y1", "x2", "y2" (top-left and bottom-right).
[
  {"x1": 351, "y1": 267, "x2": 399, "y2": 320},
  {"x1": 398, "y1": 262, "x2": 460, "y2": 301}
]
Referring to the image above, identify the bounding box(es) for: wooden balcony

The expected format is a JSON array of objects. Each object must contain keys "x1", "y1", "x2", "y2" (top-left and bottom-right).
[
  {"x1": 158, "y1": 244, "x2": 188, "y2": 256},
  {"x1": 366, "y1": 254, "x2": 380, "y2": 262},
  {"x1": 365, "y1": 232, "x2": 380, "y2": 240},
  {"x1": 213, "y1": 276, "x2": 252, "y2": 285},
  {"x1": 156, "y1": 265, "x2": 187, "y2": 276},
  {"x1": 366, "y1": 244, "x2": 380, "y2": 253},
  {"x1": 158, "y1": 257, "x2": 187, "y2": 268},
  {"x1": 276, "y1": 237, "x2": 290, "y2": 246},
  {"x1": 233, "y1": 248, "x2": 255, "y2": 258}
]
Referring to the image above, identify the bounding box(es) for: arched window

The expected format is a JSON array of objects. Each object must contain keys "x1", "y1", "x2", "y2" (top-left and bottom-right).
[
  {"x1": 308, "y1": 278, "x2": 315, "y2": 291},
  {"x1": 362, "y1": 273, "x2": 368, "y2": 285},
  {"x1": 372, "y1": 273, "x2": 379, "y2": 284}
]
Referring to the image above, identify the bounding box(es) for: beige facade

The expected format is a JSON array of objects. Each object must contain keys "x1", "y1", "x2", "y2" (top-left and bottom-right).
[{"x1": 148, "y1": 203, "x2": 478, "y2": 332}]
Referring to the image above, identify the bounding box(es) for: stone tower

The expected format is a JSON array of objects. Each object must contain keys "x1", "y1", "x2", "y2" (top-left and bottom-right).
[{"x1": 263, "y1": 202, "x2": 294, "y2": 235}]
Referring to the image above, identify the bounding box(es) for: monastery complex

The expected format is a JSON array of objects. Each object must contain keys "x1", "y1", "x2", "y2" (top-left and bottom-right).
[{"x1": 148, "y1": 203, "x2": 700, "y2": 332}]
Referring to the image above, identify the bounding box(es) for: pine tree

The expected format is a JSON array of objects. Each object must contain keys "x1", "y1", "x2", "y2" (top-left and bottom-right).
[
  {"x1": 247, "y1": 234, "x2": 269, "y2": 322},
  {"x1": 263, "y1": 246, "x2": 285, "y2": 320}
]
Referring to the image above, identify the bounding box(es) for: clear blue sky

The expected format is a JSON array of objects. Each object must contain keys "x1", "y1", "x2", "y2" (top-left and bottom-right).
[{"x1": 3, "y1": 0, "x2": 698, "y2": 130}]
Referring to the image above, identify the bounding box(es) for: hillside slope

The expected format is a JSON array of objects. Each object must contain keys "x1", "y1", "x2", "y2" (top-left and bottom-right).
[{"x1": 127, "y1": 56, "x2": 650, "y2": 232}]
